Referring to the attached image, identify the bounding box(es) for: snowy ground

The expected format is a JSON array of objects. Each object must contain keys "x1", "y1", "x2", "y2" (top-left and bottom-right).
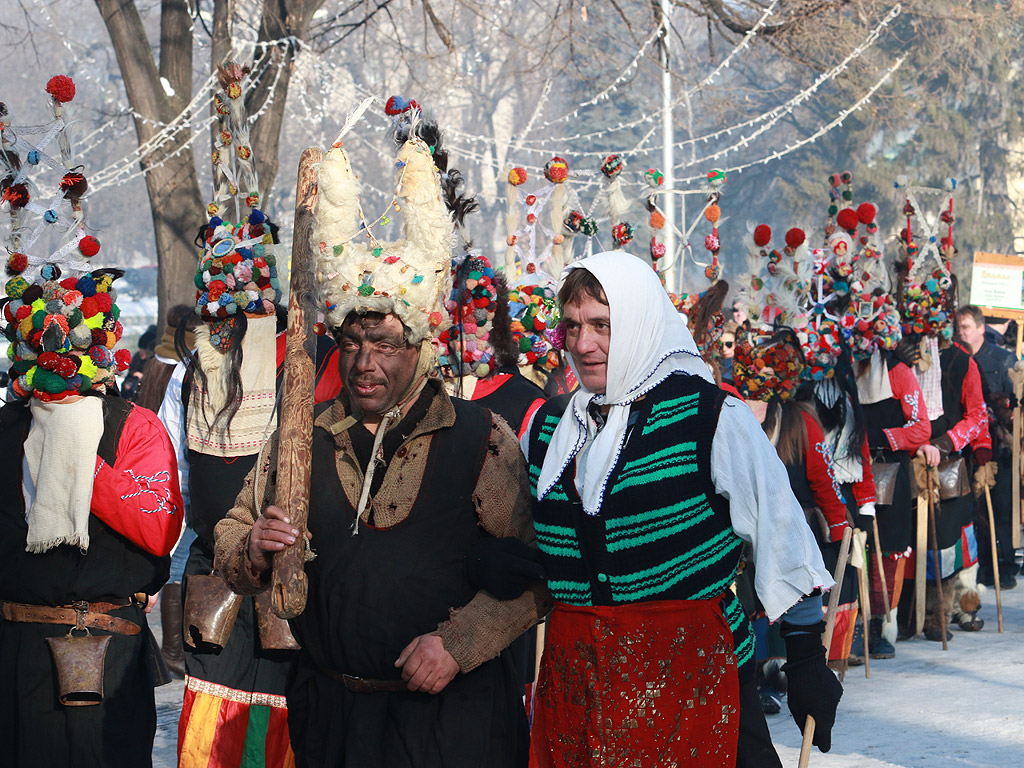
[{"x1": 151, "y1": 576, "x2": 1024, "y2": 768}]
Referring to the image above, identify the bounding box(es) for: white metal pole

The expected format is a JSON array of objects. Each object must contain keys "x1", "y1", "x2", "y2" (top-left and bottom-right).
[{"x1": 660, "y1": 0, "x2": 677, "y2": 293}]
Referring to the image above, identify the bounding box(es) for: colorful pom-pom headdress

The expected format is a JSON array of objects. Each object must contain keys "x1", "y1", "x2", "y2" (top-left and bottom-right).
[
  {"x1": 192, "y1": 63, "x2": 281, "y2": 350},
  {"x1": 314, "y1": 117, "x2": 455, "y2": 344},
  {"x1": 893, "y1": 175, "x2": 958, "y2": 340},
  {"x1": 439, "y1": 252, "x2": 499, "y2": 378},
  {"x1": 1, "y1": 76, "x2": 130, "y2": 401},
  {"x1": 508, "y1": 283, "x2": 561, "y2": 371}
]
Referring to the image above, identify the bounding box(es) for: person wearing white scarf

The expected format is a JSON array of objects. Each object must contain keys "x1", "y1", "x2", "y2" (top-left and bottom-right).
[{"x1": 525, "y1": 252, "x2": 841, "y2": 766}]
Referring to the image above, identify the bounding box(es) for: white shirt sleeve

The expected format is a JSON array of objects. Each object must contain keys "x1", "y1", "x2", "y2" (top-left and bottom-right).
[
  {"x1": 711, "y1": 397, "x2": 835, "y2": 621},
  {"x1": 157, "y1": 361, "x2": 190, "y2": 514}
]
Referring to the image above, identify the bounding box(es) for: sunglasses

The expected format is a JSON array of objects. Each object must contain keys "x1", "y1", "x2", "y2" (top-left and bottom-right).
[{"x1": 722, "y1": 340, "x2": 734, "y2": 348}]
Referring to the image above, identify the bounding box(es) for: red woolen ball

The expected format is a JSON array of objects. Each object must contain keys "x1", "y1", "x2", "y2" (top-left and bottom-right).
[
  {"x1": 45, "y1": 75, "x2": 76, "y2": 104},
  {"x1": 836, "y1": 207, "x2": 860, "y2": 231},
  {"x1": 114, "y1": 348, "x2": 132, "y2": 372},
  {"x1": 784, "y1": 228, "x2": 806, "y2": 249},
  {"x1": 753, "y1": 224, "x2": 772, "y2": 247},
  {"x1": 79, "y1": 236, "x2": 100, "y2": 257},
  {"x1": 857, "y1": 202, "x2": 877, "y2": 224}
]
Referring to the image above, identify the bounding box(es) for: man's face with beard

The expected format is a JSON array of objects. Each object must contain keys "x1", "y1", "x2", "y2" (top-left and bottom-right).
[{"x1": 336, "y1": 312, "x2": 420, "y2": 415}]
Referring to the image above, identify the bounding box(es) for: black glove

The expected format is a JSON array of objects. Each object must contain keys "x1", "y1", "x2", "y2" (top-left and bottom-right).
[
  {"x1": 781, "y1": 621, "x2": 843, "y2": 753},
  {"x1": 463, "y1": 536, "x2": 545, "y2": 600},
  {"x1": 894, "y1": 337, "x2": 920, "y2": 368}
]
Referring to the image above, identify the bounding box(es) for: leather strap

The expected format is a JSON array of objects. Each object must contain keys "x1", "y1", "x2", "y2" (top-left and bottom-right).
[
  {"x1": 313, "y1": 662, "x2": 410, "y2": 693},
  {"x1": 0, "y1": 600, "x2": 142, "y2": 636}
]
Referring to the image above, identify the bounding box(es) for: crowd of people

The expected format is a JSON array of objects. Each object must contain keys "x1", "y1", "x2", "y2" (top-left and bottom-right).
[{"x1": 2, "y1": 75, "x2": 1021, "y2": 768}]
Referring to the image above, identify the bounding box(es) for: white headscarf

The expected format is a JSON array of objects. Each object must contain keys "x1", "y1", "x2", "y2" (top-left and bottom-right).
[{"x1": 536, "y1": 251, "x2": 713, "y2": 515}]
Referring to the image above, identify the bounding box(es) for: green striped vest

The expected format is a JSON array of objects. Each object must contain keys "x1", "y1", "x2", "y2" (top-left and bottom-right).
[{"x1": 527, "y1": 373, "x2": 754, "y2": 675}]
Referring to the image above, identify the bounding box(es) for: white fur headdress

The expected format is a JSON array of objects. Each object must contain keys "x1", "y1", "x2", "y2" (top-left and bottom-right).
[{"x1": 314, "y1": 136, "x2": 455, "y2": 343}]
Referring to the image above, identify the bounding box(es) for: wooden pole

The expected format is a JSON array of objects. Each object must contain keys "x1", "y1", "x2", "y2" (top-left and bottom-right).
[
  {"x1": 1010, "y1": 361, "x2": 1024, "y2": 550},
  {"x1": 983, "y1": 485, "x2": 1005, "y2": 633},
  {"x1": 856, "y1": 533, "x2": 871, "y2": 679},
  {"x1": 926, "y1": 471, "x2": 948, "y2": 651},
  {"x1": 914, "y1": 489, "x2": 928, "y2": 636},
  {"x1": 871, "y1": 518, "x2": 893, "y2": 624},
  {"x1": 269, "y1": 147, "x2": 322, "y2": 619},
  {"x1": 798, "y1": 526, "x2": 852, "y2": 768}
]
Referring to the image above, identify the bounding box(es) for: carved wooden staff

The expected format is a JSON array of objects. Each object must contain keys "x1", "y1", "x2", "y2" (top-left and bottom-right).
[
  {"x1": 798, "y1": 525, "x2": 852, "y2": 768},
  {"x1": 270, "y1": 147, "x2": 322, "y2": 620}
]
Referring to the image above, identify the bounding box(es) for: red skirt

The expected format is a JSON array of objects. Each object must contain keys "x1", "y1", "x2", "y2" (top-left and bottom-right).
[{"x1": 530, "y1": 599, "x2": 740, "y2": 768}]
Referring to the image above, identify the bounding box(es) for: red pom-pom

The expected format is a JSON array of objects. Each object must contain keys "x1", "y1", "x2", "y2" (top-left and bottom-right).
[
  {"x1": 7, "y1": 252, "x2": 28, "y2": 274},
  {"x1": 92, "y1": 293, "x2": 112, "y2": 314},
  {"x1": 45, "y1": 75, "x2": 76, "y2": 104},
  {"x1": 78, "y1": 236, "x2": 100, "y2": 257},
  {"x1": 56, "y1": 357, "x2": 78, "y2": 378},
  {"x1": 38, "y1": 351, "x2": 60, "y2": 371},
  {"x1": 857, "y1": 202, "x2": 877, "y2": 225},
  {"x1": 80, "y1": 297, "x2": 99, "y2": 318},
  {"x1": 753, "y1": 224, "x2": 772, "y2": 247},
  {"x1": 2, "y1": 183, "x2": 29, "y2": 208},
  {"x1": 836, "y1": 208, "x2": 860, "y2": 231},
  {"x1": 784, "y1": 228, "x2": 806, "y2": 249},
  {"x1": 114, "y1": 348, "x2": 132, "y2": 372}
]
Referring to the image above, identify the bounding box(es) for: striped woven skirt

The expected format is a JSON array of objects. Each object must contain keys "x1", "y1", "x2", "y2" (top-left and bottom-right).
[{"x1": 178, "y1": 676, "x2": 295, "y2": 768}]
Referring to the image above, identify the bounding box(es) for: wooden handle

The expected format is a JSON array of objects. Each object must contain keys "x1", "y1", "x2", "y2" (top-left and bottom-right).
[
  {"x1": 798, "y1": 715, "x2": 816, "y2": 768},
  {"x1": 925, "y1": 471, "x2": 948, "y2": 651},
  {"x1": 983, "y1": 485, "x2": 1004, "y2": 633},
  {"x1": 270, "y1": 147, "x2": 322, "y2": 620},
  {"x1": 800, "y1": 525, "x2": 852, "y2": 765},
  {"x1": 871, "y1": 518, "x2": 892, "y2": 624}
]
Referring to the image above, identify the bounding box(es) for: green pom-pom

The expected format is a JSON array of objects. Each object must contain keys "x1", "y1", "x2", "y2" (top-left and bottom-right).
[
  {"x1": 518, "y1": 336, "x2": 532, "y2": 353},
  {"x1": 110, "y1": 304, "x2": 120, "y2": 320},
  {"x1": 32, "y1": 310, "x2": 47, "y2": 330},
  {"x1": 828, "y1": 204, "x2": 838, "y2": 216},
  {"x1": 842, "y1": 190, "x2": 853, "y2": 201},
  {"x1": 33, "y1": 368, "x2": 67, "y2": 394},
  {"x1": 195, "y1": 273, "x2": 206, "y2": 290},
  {"x1": 12, "y1": 359, "x2": 32, "y2": 374}
]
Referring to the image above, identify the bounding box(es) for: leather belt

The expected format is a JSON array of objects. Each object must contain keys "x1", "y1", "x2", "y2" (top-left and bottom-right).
[
  {"x1": 0, "y1": 599, "x2": 142, "y2": 636},
  {"x1": 314, "y1": 663, "x2": 411, "y2": 693}
]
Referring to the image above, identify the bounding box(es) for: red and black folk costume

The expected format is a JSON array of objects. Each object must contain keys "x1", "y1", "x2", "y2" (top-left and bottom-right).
[{"x1": 0, "y1": 76, "x2": 183, "y2": 767}]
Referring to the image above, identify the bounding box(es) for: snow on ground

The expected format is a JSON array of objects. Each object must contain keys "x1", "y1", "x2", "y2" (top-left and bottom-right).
[{"x1": 151, "y1": 573, "x2": 1024, "y2": 767}]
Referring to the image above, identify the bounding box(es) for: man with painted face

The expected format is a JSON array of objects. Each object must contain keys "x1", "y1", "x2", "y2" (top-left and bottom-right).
[
  {"x1": 213, "y1": 129, "x2": 550, "y2": 768},
  {"x1": 523, "y1": 252, "x2": 840, "y2": 768}
]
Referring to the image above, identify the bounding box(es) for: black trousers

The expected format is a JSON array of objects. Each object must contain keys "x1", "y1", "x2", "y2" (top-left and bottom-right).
[{"x1": 736, "y1": 674, "x2": 784, "y2": 768}]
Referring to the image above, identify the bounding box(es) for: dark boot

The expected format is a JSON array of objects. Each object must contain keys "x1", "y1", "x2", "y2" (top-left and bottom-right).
[
  {"x1": 161, "y1": 582, "x2": 186, "y2": 678},
  {"x1": 847, "y1": 621, "x2": 865, "y2": 666},
  {"x1": 868, "y1": 618, "x2": 895, "y2": 659}
]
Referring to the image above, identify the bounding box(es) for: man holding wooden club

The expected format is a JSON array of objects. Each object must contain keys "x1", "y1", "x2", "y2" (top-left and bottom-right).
[
  {"x1": 522, "y1": 252, "x2": 841, "y2": 767},
  {"x1": 215, "y1": 122, "x2": 550, "y2": 767}
]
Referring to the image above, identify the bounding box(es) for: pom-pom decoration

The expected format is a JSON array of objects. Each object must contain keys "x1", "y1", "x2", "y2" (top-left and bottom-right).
[
  {"x1": 544, "y1": 157, "x2": 569, "y2": 184},
  {"x1": 644, "y1": 168, "x2": 664, "y2": 187},
  {"x1": 732, "y1": 332, "x2": 805, "y2": 402},
  {"x1": 704, "y1": 204, "x2": 721, "y2": 225},
  {"x1": 835, "y1": 207, "x2": 860, "y2": 231},
  {"x1": 600, "y1": 154, "x2": 624, "y2": 179},
  {"x1": 78, "y1": 236, "x2": 100, "y2": 257},
  {"x1": 45, "y1": 75, "x2": 76, "y2": 104},
  {"x1": 508, "y1": 167, "x2": 528, "y2": 186},
  {"x1": 753, "y1": 224, "x2": 772, "y2": 247},
  {"x1": 612, "y1": 222, "x2": 634, "y2": 247},
  {"x1": 508, "y1": 284, "x2": 560, "y2": 371},
  {"x1": 784, "y1": 228, "x2": 806, "y2": 249},
  {"x1": 856, "y1": 202, "x2": 877, "y2": 224}
]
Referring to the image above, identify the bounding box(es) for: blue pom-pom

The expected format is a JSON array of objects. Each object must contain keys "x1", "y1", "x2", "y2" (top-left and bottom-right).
[
  {"x1": 43, "y1": 210, "x2": 58, "y2": 223},
  {"x1": 248, "y1": 209, "x2": 266, "y2": 225},
  {"x1": 76, "y1": 276, "x2": 97, "y2": 297},
  {"x1": 27, "y1": 150, "x2": 40, "y2": 165},
  {"x1": 218, "y1": 293, "x2": 233, "y2": 306},
  {"x1": 209, "y1": 216, "x2": 223, "y2": 229},
  {"x1": 41, "y1": 264, "x2": 59, "y2": 280},
  {"x1": 236, "y1": 247, "x2": 252, "y2": 259}
]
